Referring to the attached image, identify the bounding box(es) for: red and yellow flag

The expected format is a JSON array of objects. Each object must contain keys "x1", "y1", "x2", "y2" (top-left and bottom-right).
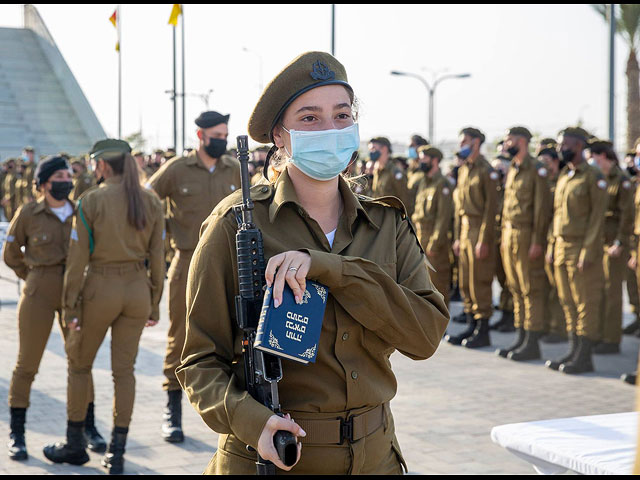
[
  {"x1": 109, "y1": 8, "x2": 119, "y2": 51},
  {"x1": 168, "y1": 4, "x2": 182, "y2": 26}
]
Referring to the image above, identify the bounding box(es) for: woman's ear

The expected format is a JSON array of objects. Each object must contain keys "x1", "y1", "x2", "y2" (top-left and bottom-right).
[{"x1": 272, "y1": 125, "x2": 285, "y2": 149}]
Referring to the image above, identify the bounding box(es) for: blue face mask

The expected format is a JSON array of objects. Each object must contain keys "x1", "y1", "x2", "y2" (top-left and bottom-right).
[
  {"x1": 458, "y1": 144, "x2": 472, "y2": 160},
  {"x1": 369, "y1": 150, "x2": 381, "y2": 162},
  {"x1": 283, "y1": 123, "x2": 360, "y2": 181},
  {"x1": 407, "y1": 147, "x2": 417, "y2": 159},
  {"x1": 635, "y1": 156, "x2": 640, "y2": 169}
]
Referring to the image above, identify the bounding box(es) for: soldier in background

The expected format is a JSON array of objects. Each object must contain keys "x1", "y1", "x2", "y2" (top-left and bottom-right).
[
  {"x1": 489, "y1": 141, "x2": 515, "y2": 333},
  {"x1": 590, "y1": 140, "x2": 634, "y2": 354},
  {"x1": 3, "y1": 158, "x2": 19, "y2": 222},
  {"x1": 536, "y1": 141, "x2": 567, "y2": 343},
  {"x1": 446, "y1": 127, "x2": 498, "y2": 348},
  {"x1": 369, "y1": 137, "x2": 412, "y2": 217},
  {"x1": 70, "y1": 159, "x2": 95, "y2": 202},
  {"x1": 545, "y1": 127, "x2": 607, "y2": 374},
  {"x1": 21, "y1": 147, "x2": 36, "y2": 204}
]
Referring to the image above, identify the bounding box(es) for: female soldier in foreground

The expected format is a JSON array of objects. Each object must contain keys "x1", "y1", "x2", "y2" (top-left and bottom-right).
[
  {"x1": 43, "y1": 140, "x2": 165, "y2": 475},
  {"x1": 4, "y1": 156, "x2": 106, "y2": 461},
  {"x1": 177, "y1": 52, "x2": 449, "y2": 474}
]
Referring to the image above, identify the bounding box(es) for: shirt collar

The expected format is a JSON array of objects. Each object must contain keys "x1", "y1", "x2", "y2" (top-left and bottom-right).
[
  {"x1": 33, "y1": 197, "x2": 76, "y2": 215},
  {"x1": 268, "y1": 168, "x2": 380, "y2": 230},
  {"x1": 186, "y1": 150, "x2": 230, "y2": 169}
]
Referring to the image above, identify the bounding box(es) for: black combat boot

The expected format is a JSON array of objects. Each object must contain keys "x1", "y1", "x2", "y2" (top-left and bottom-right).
[
  {"x1": 462, "y1": 318, "x2": 491, "y2": 348},
  {"x1": 490, "y1": 310, "x2": 514, "y2": 331},
  {"x1": 84, "y1": 402, "x2": 107, "y2": 453},
  {"x1": 508, "y1": 330, "x2": 543, "y2": 361},
  {"x1": 444, "y1": 317, "x2": 477, "y2": 345},
  {"x1": 101, "y1": 426, "x2": 128, "y2": 475},
  {"x1": 8, "y1": 407, "x2": 28, "y2": 461},
  {"x1": 559, "y1": 336, "x2": 594, "y2": 374},
  {"x1": 162, "y1": 390, "x2": 184, "y2": 443},
  {"x1": 544, "y1": 333, "x2": 578, "y2": 371},
  {"x1": 592, "y1": 342, "x2": 620, "y2": 354},
  {"x1": 451, "y1": 311, "x2": 470, "y2": 324},
  {"x1": 43, "y1": 420, "x2": 90, "y2": 465},
  {"x1": 621, "y1": 372, "x2": 637, "y2": 385},
  {"x1": 495, "y1": 327, "x2": 525, "y2": 358},
  {"x1": 623, "y1": 319, "x2": 640, "y2": 335},
  {"x1": 540, "y1": 331, "x2": 567, "y2": 344}
]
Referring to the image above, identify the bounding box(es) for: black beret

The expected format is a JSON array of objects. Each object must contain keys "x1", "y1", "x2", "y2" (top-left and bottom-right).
[
  {"x1": 460, "y1": 127, "x2": 486, "y2": 144},
  {"x1": 588, "y1": 138, "x2": 614, "y2": 155},
  {"x1": 538, "y1": 147, "x2": 559, "y2": 159},
  {"x1": 506, "y1": 126, "x2": 532, "y2": 141},
  {"x1": 195, "y1": 111, "x2": 230, "y2": 129},
  {"x1": 35, "y1": 155, "x2": 70, "y2": 187}
]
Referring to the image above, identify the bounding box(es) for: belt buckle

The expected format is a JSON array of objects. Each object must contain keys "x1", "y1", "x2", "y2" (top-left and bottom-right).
[{"x1": 340, "y1": 415, "x2": 354, "y2": 444}]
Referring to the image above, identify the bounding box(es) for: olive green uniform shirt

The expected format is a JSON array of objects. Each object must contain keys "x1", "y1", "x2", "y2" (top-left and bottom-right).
[
  {"x1": 72, "y1": 172, "x2": 95, "y2": 201},
  {"x1": 63, "y1": 176, "x2": 166, "y2": 322},
  {"x1": 503, "y1": 155, "x2": 552, "y2": 246},
  {"x1": 176, "y1": 168, "x2": 449, "y2": 452},
  {"x1": 453, "y1": 155, "x2": 498, "y2": 244},
  {"x1": 3, "y1": 198, "x2": 74, "y2": 280},
  {"x1": 148, "y1": 150, "x2": 241, "y2": 251},
  {"x1": 411, "y1": 170, "x2": 453, "y2": 252},
  {"x1": 603, "y1": 166, "x2": 634, "y2": 248},
  {"x1": 372, "y1": 161, "x2": 411, "y2": 216},
  {"x1": 550, "y1": 162, "x2": 608, "y2": 264}
]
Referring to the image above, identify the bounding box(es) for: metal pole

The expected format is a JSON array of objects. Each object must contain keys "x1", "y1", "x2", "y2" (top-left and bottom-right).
[
  {"x1": 428, "y1": 89, "x2": 434, "y2": 144},
  {"x1": 181, "y1": 5, "x2": 185, "y2": 152},
  {"x1": 331, "y1": 4, "x2": 335, "y2": 56},
  {"x1": 118, "y1": 5, "x2": 121, "y2": 139},
  {"x1": 608, "y1": 3, "x2": 615, "y2": 144},
  {"x1": 172, "y1": 26, "x2": 177, "y2": 150}
]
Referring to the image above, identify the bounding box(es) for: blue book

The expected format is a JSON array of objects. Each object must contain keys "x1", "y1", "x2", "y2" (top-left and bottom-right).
[{"x1": 254, "y1": 280, "x2": 329, "y2": 364}]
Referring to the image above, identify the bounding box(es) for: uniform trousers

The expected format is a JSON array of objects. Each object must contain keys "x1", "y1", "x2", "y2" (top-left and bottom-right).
[
  {"x1": 543, "y1": 262, "x2": 566, "y2": 334},
  {"x1": 163, "y1": 248, "x2": 193, "y2": 391},
  {"x1": 502, "y1": 224, "x2": 546, "y2": 332},
  {"x1": 599, "y1": 245, "x2": 629, "y2": 344},
  {"x1": 65, "y1": 263, "x2": 150, "y2": 428},
  {"x1": 459, "y1": 216, "x2": 495, "y2": 320},
  {"x1": 554, "y1": 237, "x2": 604, "y2": 340},
  {"x1": 9, "y1": 266, "x2": 95, "y2": 408}
]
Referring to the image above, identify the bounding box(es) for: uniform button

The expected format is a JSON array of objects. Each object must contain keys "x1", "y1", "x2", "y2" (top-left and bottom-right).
[
  {"x1": 342, "y1": 333, "x2": 349, "y2": 341},
  {"x1": 351, "y1": 371, "x2": 358, "y2": 380}
]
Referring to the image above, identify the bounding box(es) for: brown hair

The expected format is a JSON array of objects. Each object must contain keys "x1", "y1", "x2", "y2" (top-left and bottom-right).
[{"x1": 104, "y1": 153, "x2": 147, "y2": 230}]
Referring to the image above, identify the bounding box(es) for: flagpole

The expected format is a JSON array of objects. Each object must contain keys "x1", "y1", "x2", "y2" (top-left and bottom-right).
[
  {"x1": 181, "y1": 5, "x2": 185, "y2": 153},
  {"x1": 172, "y1": 23, "x2": 177, "y2": 151},
  {"x1": 118, "y1": 4, "x2": 122, "y2": 139}
]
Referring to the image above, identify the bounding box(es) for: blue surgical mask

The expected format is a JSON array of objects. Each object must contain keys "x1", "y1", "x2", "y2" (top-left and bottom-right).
[
  {"x1": 458, "y1": 144, "x2": 472, "y2": 160},
  {"x1": 369, "y1": 150, "x2": 381, "y2": 162},
  {"x1": 407, "y1": 147, "x2": 417, "y2": 159},
  {"x1": 283, "y1": 124, "x2": 360, "y2": 181},
  {"x1": 635, "y1": 156, "x2": 640, "y2": 169}
]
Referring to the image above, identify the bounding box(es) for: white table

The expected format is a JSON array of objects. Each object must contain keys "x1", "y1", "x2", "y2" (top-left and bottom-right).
[{"x1": 491, "y1": 412, "x2": 637, "y2": 475}]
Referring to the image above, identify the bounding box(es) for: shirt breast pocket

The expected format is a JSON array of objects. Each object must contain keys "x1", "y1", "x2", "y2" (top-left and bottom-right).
[
  {"x1": 28, "y1": 231, "x2": 53, "y2": 249},
  {"x1": 176, "y1": 183, "x2": 203, "y2": 211}
]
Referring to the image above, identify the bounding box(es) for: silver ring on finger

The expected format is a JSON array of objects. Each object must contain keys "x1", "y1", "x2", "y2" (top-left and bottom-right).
[{"x1": 288, "y1": 267, "x2": 299, "y2": 272}]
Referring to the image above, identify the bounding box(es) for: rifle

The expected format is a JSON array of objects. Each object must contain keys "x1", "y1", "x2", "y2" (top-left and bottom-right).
[{"x1": 233, "y1": 135, "x2": 298, "y2": 475}]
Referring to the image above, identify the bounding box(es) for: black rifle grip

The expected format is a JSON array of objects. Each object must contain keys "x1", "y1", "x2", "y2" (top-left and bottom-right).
[{"x1": 274, "y1": 430, "x2": 298, "y2": 467}]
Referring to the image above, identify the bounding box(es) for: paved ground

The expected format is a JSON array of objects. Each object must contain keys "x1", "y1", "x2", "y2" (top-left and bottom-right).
[{"x1": 0, "y1": 261, "x2": 637, "y2": 475}]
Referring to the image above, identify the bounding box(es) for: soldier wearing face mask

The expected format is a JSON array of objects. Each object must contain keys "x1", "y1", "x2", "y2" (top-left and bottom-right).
[
  {"x1": 369, "y1": 137, "x2": 411, "y2": 216},
  {"x1": 146, "y1": 111, "x2": 241, "y2": 444},
  {"x1": 446, "y1": 127, "x2": 498, "y2": 348}
]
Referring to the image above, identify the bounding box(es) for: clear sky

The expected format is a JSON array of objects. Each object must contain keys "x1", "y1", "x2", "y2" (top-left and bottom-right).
[{"x1": 0, "y1": 4, "x2": 631, "y2": 153}]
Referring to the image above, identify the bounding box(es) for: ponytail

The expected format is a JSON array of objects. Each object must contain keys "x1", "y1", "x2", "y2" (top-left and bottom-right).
[{"x1": 104, "y1": 153, "x2": 147, "y2": 231}]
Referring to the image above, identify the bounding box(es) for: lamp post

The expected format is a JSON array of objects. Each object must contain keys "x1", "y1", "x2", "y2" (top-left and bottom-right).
[{"x1": 390, "y1": 70, "x2": 471, "y2": 144}]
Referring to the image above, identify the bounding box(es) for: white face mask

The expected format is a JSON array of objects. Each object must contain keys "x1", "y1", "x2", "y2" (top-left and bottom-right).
[{"x1": 282, "y1": 124, "x2": 360, "y2": 181}]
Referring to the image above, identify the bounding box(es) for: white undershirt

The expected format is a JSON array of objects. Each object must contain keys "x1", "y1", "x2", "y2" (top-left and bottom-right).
[
  {"x1": 325, "y1": 228, "x2": 337, "y2": 248},
  {"x1": 209, "y1": 165, "x2": 216, "y2": 173},
  {"x1": 50, "y1": 201, "x2": 73, "y2": 223}
]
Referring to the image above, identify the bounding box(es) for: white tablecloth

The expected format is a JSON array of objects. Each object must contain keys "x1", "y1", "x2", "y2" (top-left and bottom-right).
[{"x1": 491, "y1": 412, "x2": 637, "y2": 475}]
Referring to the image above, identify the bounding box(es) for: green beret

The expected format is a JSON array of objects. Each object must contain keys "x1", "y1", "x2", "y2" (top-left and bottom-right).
[
  {"x1": 90, "y1": 139, "x2": 132, "y2": 159},
  {"x1": 558, "y1": 126, "x2": 590, "y2": 143},
  {"x1": 459, "y1": 127, "x2": 486, "y2": 144},
  {"x1": 417, "y1": 145, "x2": 443, "y2": 160},
  {"x1": 506, "y1": 126, "x2": 532, "y2": 141},
  {"x1": 154, "y1": 149, "x2": 164, "y2": 155},
  {"x1": 131, "y1": 149, "x2": 144, "y2": 157},
  {"x1": 248, "y1": 51, "x2": 353, "y2": 144},
  {"x1": 23, "y1": 146, "x2": 34, "y2": 152}
]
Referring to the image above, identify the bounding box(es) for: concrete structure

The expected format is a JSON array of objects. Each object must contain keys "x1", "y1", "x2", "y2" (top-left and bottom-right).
[{"x1": 0, "y1": 4, "x2": 105, "y2": 160}]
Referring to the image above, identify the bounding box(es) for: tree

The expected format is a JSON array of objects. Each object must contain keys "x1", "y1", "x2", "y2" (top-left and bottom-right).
[
  {"x1": 123, "y1": 130, "x2": 147, "y2": 151},
  {"x1": 593, "y1": 4, "x2": 640, "y2": 149}
]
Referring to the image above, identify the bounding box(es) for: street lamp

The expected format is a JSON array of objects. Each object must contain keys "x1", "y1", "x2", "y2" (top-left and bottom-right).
[{"x1": 390, "y1": 70, "x2": 471, "y2": 144}]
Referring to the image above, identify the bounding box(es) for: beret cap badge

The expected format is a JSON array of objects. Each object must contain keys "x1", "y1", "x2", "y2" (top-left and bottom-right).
[{"x1": 310, "y1": 60, "x2": 335, "y2": 81}]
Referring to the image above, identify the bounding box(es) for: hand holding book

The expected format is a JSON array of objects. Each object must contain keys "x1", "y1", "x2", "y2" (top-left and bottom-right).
[{"x1": 265, "y1": 251, "x2": 312, "y2": 308}]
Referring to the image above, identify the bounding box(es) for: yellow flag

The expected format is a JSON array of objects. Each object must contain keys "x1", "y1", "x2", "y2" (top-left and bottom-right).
[
  {"x1": 109, "y1": 9, "x2": 117, "y2": 28},
  {"x1": 168, "y1": 4, "x2": 182, "y2": 26}
]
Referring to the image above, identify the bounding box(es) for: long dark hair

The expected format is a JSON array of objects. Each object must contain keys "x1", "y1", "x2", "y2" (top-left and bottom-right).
[{"x1": 104, "y1": 153, "x2": 147, "y2": 230}]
